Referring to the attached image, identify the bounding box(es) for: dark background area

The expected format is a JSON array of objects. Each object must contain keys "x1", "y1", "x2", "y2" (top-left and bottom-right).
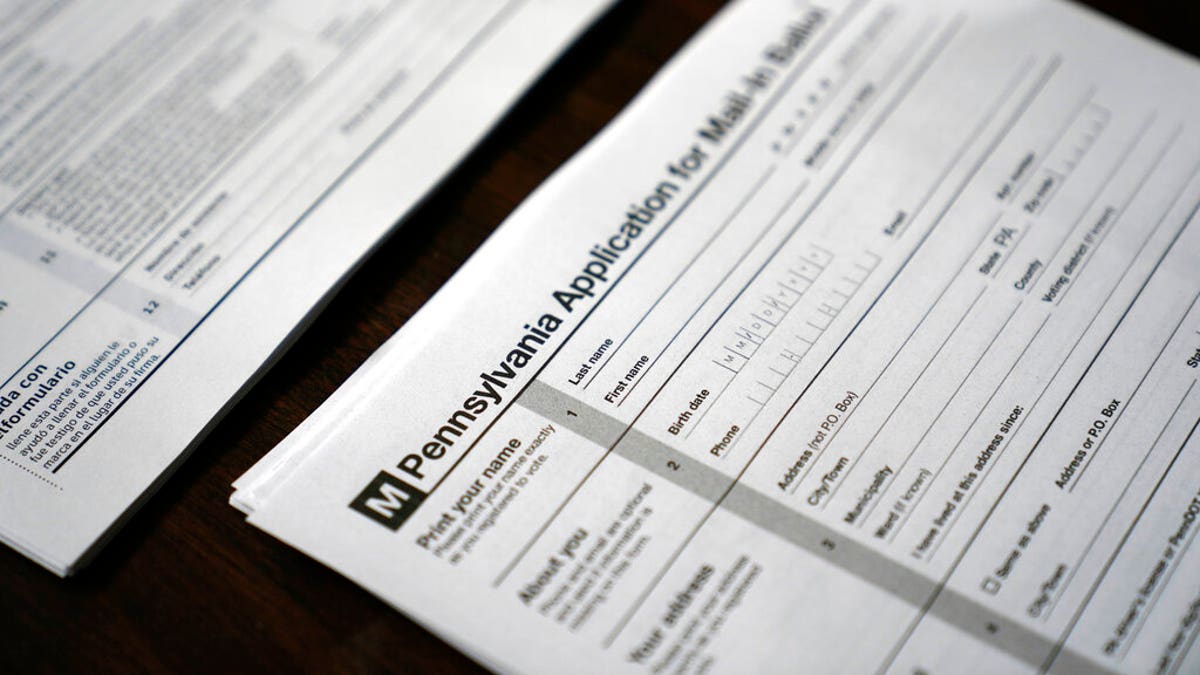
[{"x1": 2, "y1": 1, "x2": 1198, "y2": 672}]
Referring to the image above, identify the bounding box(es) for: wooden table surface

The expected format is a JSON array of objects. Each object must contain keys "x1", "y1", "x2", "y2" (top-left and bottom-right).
[{"x1": 2, "y1": 1, "x2": 1197, "y2": 673}]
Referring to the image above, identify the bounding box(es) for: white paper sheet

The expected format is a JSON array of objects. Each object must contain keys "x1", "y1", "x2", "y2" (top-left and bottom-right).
[
  {"x1": 235, "y1": 0, "x2": 1200, "y2": 672},
  {"x1": 0, "y1": 0, "x2": 613, "y2": 575}
]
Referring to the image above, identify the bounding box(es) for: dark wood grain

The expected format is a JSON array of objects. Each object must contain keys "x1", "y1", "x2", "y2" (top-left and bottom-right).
[{"x1": 1, "y1": 1, "x2": 1196, "y2": 673}]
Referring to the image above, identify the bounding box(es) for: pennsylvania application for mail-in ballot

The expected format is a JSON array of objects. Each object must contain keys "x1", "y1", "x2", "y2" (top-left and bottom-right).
[{"x1": 236, "y1": 0, "x2": 1200, "y2": 672}]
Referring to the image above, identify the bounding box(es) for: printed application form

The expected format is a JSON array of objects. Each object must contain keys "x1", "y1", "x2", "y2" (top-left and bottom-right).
[
  {"x1": 234, "y1": 0, "x2": 1200, "y2": 672},
  {"x1": 0, "y1": 0, "x2": 613, "y2": 575}
]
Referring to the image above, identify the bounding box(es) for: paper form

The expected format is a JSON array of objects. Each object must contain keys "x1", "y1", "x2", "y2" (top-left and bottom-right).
[
  {"x1": 0, "y1": 0, "x2": 613, "y2": 575},
  {"x1": 234, "y1": 0, "x2": 1200, "y2": 672}
]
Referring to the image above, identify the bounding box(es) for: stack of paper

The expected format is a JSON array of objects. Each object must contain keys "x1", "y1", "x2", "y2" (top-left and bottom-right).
[
  {"x1": 0, "y1": 0, "x2": 613, "y2": 575},
  {"x1": 236, "y1": 0, "x2": 1200, "y2": 672}
]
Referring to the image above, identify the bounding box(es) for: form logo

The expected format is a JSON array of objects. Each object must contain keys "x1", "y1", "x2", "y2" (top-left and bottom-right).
[{"x1": 349, "y1": 471, "x2": 427, "y2": 530}]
